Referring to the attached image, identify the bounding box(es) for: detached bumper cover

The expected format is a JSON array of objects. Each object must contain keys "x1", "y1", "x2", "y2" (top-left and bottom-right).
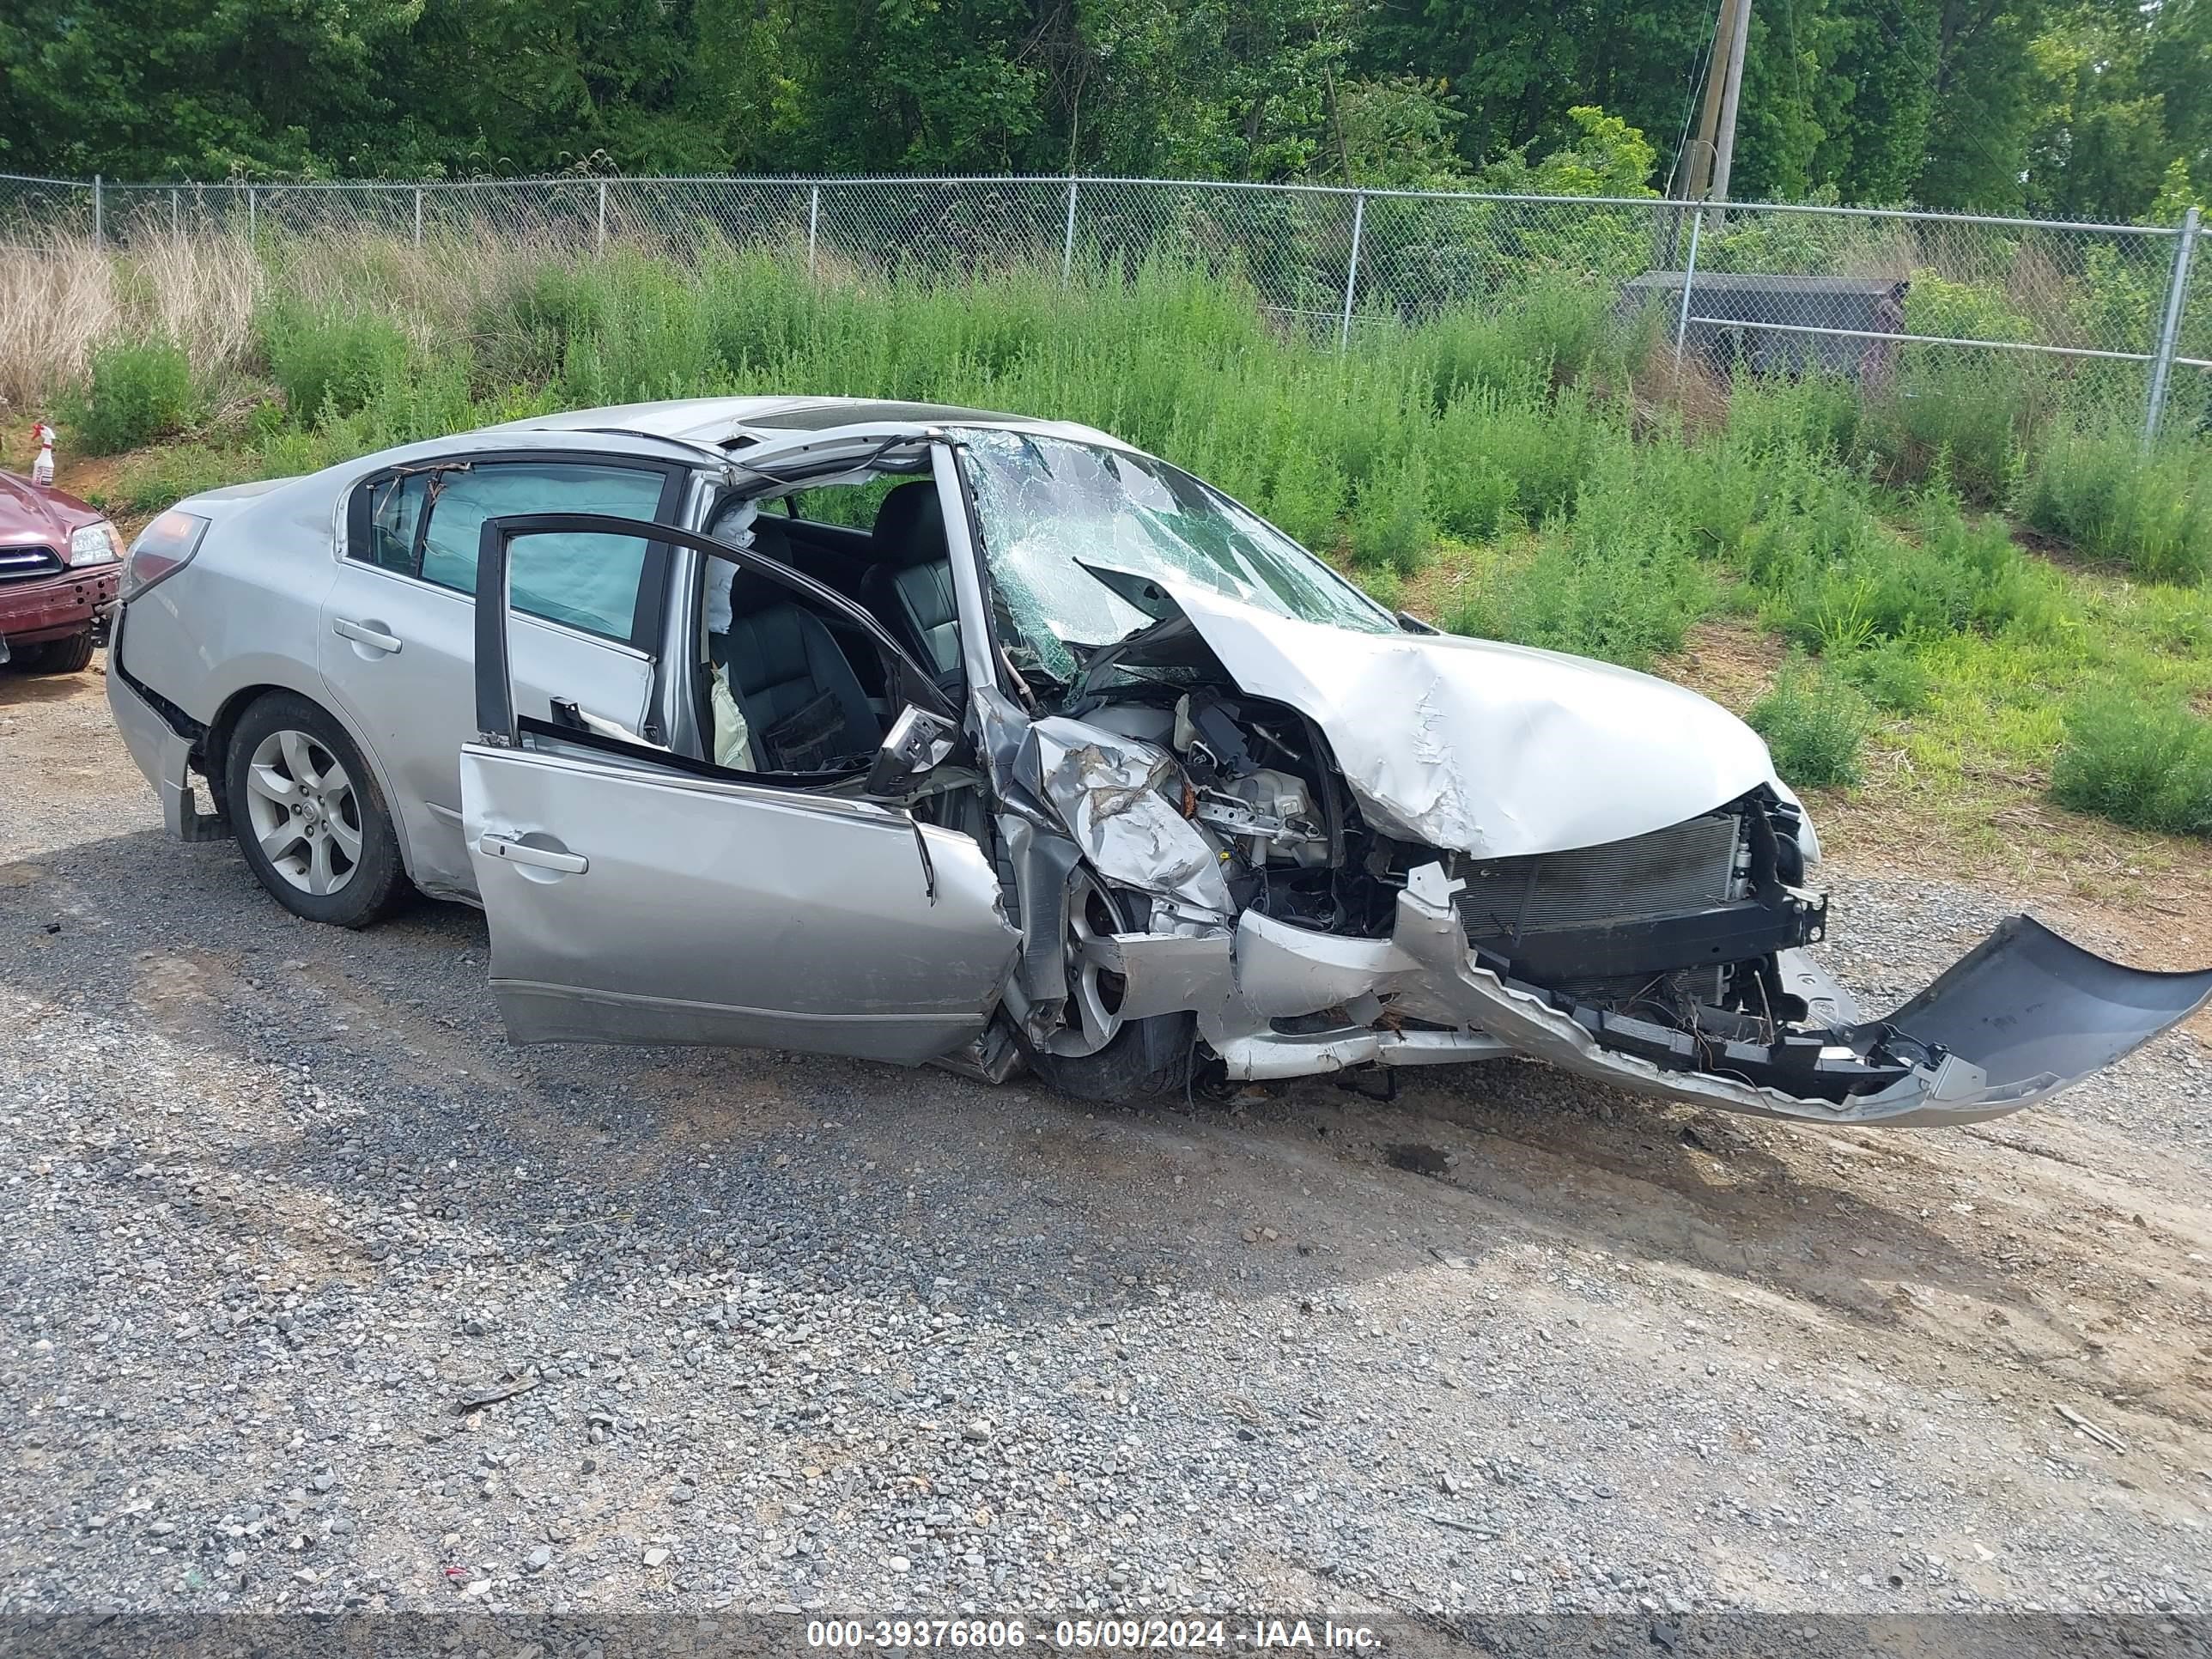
[
  {"x1": 1875, "y1": 915, "x2": 2212, "y2": 1104},
  {"x1": 1103, "y1": 863, "x2": 2212, "y2": 1126}
]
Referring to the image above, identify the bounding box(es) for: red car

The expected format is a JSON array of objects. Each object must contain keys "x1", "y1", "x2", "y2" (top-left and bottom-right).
[{"x1": 0, "y1": 469, "x2": 122, "y2": 673}]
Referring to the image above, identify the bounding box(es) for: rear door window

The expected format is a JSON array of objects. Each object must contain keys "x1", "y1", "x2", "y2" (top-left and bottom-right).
[{"x1": 350, "y1": 459, "x2": 673, "y2": 644}]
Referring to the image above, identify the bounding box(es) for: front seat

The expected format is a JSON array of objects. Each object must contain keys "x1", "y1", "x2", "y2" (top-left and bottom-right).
[
  {"x1": 862, "y1": 481, "x2": 962, "y2": 687},
  {"x1": 713, "y1": 575, "x2": 879, "y2": 770}
]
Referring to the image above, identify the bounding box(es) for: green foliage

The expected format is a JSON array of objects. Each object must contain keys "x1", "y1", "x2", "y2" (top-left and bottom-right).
[
  {"x1": 2023, "y1": 428, "x2": 2212, "y2": 584},
  {"x1": 1346, "y1": 454, "x2": 1435, "y2": 576},
  {"x1": 65, "y1": 337, "x2": 198, "y2": 454},
  {"x1": 1904, "y1": 273, "x2": 2039, "y2": 343},
  {"x1": 1747, "y1": 659, "x2": 1875, "y2": 788},
  {"x1": 1759, "y1": 483, "x2": 2064, "y2": 649},
  {"x1": 1478, "y1": 106, "x2": 1660, "y2": 198},
  {"x1": 105, "y1": 444, "x2": 261, "y2": 514},
  {"x1": 1727, "y1": 374, "x2": 1863, "y2": 459},
  {"x1": 33, "y1": 231, "x2": 2212, "y2": 854},
  {"x1": 2149, "y1": 154, "x2": 2207, "y2": 224},
  {"x1": 261, "y1": 302, "x2": 411, "y2": 422},
  {"x1": 2050, "y1": 691, "x2": 2212, "y2": 836},
  {"x1": 1443, "y1": 446, "x2": 1715, "y2": 671},
  {"x1": 3, "y1": 0, "x2": 2194, "y2": 220},
  {"x1": 1863, "y1": 353, "x2": 2049, "y2": 501},
  {"x1": 1833, "y1": 635, "x2": 1934, "y2": 714}
]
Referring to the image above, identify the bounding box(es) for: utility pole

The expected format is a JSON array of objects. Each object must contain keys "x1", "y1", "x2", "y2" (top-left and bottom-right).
[
  {"x1": 1710, "y1": 0, "x2": 1753, "y2": 216},
  {"x1": 1679, "y1": 0, "x2": 1736, "y2": 204},
  {"x1": 1679, "y1": 0, "x2": 1751, "y2": 212}
]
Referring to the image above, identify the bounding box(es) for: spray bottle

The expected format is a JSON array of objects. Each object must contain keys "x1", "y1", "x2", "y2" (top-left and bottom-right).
[{"x1": 30, "y1": 422, "x2": 55, "y2": 488}]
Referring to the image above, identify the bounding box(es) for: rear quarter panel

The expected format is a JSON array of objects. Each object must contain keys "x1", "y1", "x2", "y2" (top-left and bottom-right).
[
  {"x1": 118, "y1": 477, "x2": 343, "y2": 726},
  {"x1": 112, "y1": 476, "x2": 415, "y2": 865}
]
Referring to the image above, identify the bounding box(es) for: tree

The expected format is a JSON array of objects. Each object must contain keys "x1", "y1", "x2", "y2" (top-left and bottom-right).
[
  {"x1": 0, "y1": 0, "x2": 427, "y2": 178},
  {"x1": 0, "y1": 0, "x2": 2196, "y2": 219}
]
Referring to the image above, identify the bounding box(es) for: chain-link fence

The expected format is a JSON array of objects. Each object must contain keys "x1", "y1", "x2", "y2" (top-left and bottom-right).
[
  {"x1": 2172, "y1": 222, "x2": 2212, "y2": 437},
  {"x1": 2, "y1": 170, "x2": 2204, "y2": 441}
]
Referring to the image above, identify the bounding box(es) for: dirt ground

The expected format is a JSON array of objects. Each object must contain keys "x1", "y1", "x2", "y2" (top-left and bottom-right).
[{"x1": 3, "y1": 656, "x2": 2210, "y2": 1619}]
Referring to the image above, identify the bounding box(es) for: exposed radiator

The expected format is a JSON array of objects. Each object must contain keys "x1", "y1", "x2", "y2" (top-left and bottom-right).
[{"x1": 1455, "y1": 811, "x2": 1741, "y2": 943}]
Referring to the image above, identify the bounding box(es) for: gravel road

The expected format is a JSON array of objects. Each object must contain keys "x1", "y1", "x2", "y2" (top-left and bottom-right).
[{"x1": 4, "y1": 658, "x2": 2211, "y2": 1623}]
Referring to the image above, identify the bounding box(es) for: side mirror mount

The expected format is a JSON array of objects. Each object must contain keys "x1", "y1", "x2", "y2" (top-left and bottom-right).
[{"x1": 867, "y1": 705, "x2": 958, "y2": 799}]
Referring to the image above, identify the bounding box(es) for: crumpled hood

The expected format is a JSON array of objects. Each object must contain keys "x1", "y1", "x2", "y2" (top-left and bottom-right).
[
  {"x1": 0, "y1": 470, "x2": 102, "y2": 550},
  {"x1": 1141, "y1": 579, "x2": 1785, "y2": 860}
]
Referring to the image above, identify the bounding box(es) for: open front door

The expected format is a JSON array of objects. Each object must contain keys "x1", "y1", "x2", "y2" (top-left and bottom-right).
[{"x1": 459, "y1": 511, "x2": 1019, "y2": 1063}]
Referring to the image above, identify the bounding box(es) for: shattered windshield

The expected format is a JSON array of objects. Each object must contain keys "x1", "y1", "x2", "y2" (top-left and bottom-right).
[{"x1": 956, "y1": 427, "x2": 1394, "y2": 682}]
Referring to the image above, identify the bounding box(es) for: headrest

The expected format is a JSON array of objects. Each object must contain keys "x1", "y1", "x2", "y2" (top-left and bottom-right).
[{"x1": 872, "y1": 481, "x2": 947, "y2": 568}]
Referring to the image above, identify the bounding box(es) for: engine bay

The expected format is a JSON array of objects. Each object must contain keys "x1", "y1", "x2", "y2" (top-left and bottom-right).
[{"x1": 1037, "y1": 672, "x2": 1968, "y2": 1106}]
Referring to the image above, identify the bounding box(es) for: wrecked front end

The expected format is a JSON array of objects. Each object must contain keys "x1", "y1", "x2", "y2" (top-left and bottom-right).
[{"x1": 1000, "y1": 633, "x2": 2212, "y2": 1129}]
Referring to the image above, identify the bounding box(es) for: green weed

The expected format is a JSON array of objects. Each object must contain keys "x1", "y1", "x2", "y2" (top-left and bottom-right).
[
  {"x1": 106, "y1": 444, "x2": 262, "y2": 514},
  {"x1": 2022, "y1": 427, "x2": 2212, "y2": 585},
  {"x1": 1747, "y1": 659, "x2": 1874, "y2": 788},
  {"x1": 33, "y1": 234, "x2": 2212, "y2": 850},
  {"x1": 65, "y1": 337, "x2": 198, "y2": 454},
  {"x1": 261, "y1": 301, "x2": 411, "y2": 422},
  {"x1": 2049, "y1": 691, "x2": 2212, "y2": 836}
]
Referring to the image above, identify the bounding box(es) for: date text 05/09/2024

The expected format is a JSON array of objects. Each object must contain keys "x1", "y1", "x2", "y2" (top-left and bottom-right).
[{"x1": 804, "y1": 1619, "x2": 1384, "y2": 1650}]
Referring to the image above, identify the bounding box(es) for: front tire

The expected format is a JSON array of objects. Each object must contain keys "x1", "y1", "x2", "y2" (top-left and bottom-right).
[
  {"x1": 225, "y1": 691, "x2": 405, "y2": 928},
  {"x1": 1019, "y1": 870, "x2": 1195, "y2": 1103},
  {"x1": 28, "y1": 632, "x2": 95, "y2": 674}
]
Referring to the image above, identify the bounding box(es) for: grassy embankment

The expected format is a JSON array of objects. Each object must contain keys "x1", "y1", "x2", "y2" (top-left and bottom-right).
[{"x1": 5, "y1": 233, "x2": 2210, "y2": 897}]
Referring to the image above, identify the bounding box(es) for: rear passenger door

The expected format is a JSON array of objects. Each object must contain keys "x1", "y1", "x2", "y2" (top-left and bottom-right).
[{"x1": 319, "y1": 451, "x2": 687, "y2": 900}]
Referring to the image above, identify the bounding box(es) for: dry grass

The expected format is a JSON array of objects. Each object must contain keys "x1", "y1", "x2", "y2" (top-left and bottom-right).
[
  {"x1": 133, "y1": 234, "x2": 262, "y2": 373},
  {"x1": 265, "y1": 229, "x2": 575, "y2": 349},
  {"x1": 0, "y1": 241, "x2": 119, "y2": 410},
  {"x1": 0, "y1": 234, "x2": 262, "y2": 415}
]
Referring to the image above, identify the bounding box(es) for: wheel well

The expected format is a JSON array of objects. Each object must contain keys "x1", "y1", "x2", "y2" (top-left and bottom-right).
[
  {"x1": 199, "y1": 684, "x2": 289, "y2": 822},
  {"x1": 201, "y1": 684, "x2": 415, "y2": 881}
]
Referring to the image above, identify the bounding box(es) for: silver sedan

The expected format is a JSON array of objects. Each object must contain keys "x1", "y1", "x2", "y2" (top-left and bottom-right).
[{"x1": 106, "y1": 397, "x2": 2212, "y2": 1124}]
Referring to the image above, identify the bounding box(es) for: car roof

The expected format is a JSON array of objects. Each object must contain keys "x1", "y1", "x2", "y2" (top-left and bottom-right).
[{"x1": 485, "y1": 395, "x2": 1133, "y2": 453}]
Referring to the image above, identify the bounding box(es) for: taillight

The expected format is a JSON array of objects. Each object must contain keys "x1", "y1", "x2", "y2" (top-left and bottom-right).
[{"x1": 119, "y1": 510, "x2": 211, "y2": 602}]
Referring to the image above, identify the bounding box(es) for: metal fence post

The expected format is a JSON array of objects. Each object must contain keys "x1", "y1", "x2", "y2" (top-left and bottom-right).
[
  {"x1": 1674, "y1": 210, "x2": 1705, "y2": 363},
  {"x1": 596, "y1": 179, "x2": 608, "y2": 255},
  {"x1": 92, "y1": 174, "x2": 102, "y2": 246},
  {"x1": 807, "y1": 183, "x2": 820, "y2": 275},
  {"x1": 170, "y1": 186, "x2": 180, "y2": 240},
  {"x1": 2144, "y1": 205, "x2": 2201, "y2": 447},
  {"x1": 1061, "y1": 178, "x2": 1079, "y2": 285},
  {"x1": 1338, "y1": 191, "x2": 1367, "y2": 351},
  {"x1": 413, "y1": 186, "x2": 423, "y2": 247},
  {"x1": 246, "y1": 185, "x2": 256, "y2": 244}
]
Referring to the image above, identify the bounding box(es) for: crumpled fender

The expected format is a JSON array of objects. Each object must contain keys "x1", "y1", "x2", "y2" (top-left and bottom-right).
[{"x1": 1017, "y1": 714, "x2": 1234, "y2": 918}]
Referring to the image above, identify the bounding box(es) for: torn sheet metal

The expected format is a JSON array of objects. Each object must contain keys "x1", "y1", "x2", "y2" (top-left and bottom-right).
[
  {"x1": 1121, "y1": 576, "x2": 1786, "y2": 861},
  {"x1": 1021, "y1": 715, "x2": 1233, "y2": 918}
]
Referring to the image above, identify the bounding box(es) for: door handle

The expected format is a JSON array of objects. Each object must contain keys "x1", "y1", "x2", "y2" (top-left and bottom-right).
[
  {"x1": 331, "y1": 617, "x2": 403, "y2": 653},
  {"x1": 477, "y1": 832, "x2": 588, "y2": 874}
]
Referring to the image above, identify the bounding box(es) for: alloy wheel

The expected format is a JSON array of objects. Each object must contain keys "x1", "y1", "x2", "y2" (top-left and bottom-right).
[
  {"x1": 1047, "y1": 871, "x2": 1130, "y2": 1058},
  {"x1": 242, "y1": 728, "x2": 363, "y2": 896}
]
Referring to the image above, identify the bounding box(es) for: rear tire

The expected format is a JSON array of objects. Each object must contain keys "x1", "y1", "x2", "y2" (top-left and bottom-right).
[
  {"x1": 28, "y1": 632, "x2": 94, "y2": 674},
  {"x1": 225, "y1": 691, "x2": 406, "y2": 928}
]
